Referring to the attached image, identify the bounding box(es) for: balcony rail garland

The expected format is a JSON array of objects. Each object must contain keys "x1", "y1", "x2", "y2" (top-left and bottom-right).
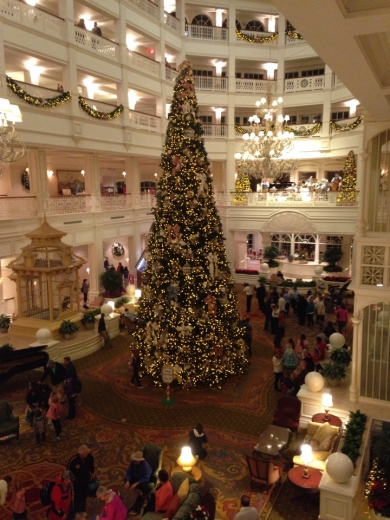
[{"x1": 231, "y1": 190, "x2": 359, "y2": 207}]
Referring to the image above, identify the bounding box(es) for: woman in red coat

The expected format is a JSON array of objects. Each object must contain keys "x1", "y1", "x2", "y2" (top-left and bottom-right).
[{"x1": 48, "y1": 471, "x2": 74, "y2": 520}]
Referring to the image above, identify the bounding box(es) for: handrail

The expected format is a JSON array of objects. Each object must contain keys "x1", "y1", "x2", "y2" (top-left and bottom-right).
[
  {"x1": 74, "y1": 24, "x2": 118, "y2": 45},
  {"x1": 129, "y1": 108, "x2": 161, "y2": 119},
  {"x1": 131, "y1": 49, "x2": 160, "y2": 64},
  {"x1": 21, "y1": 0, "x2": 64, "y2": 21}
]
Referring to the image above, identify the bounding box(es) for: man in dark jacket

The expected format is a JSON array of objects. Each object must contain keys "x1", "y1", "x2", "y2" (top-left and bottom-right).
[
  {"x1": 98, "y1": 313, "x2": 112, "y2": 349},
  {"x1": 67, "y1": 444, "x2": 95, "y2": 513},
  {"x1": 256, "y1": 282, "x2": 266, "y2": 312},
  {"x1": 39, "y1": 359, "x2": 66, "y2": 389}
]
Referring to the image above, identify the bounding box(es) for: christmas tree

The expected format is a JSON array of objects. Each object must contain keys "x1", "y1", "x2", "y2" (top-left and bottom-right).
[
  {"x1": 133, "y1": 61, "x2": 248, "y2": 388},
  {"x1": 337, "y1": 150, "x2": 357, "y2": 203},
  {"x1": 234, "y1": 161, "x2": 251, "y2": 204}
]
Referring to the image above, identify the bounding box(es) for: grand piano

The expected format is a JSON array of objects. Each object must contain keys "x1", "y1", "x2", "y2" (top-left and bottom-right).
[{"x1": 0, "y1": 345, "x2": 48, "y2": 385}]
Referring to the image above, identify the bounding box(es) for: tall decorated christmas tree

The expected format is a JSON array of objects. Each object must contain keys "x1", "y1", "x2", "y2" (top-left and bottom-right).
[
  {"x1": 234, "y1": 162, "x2": 251, "y2": 204},
  {"x1": 133, "y1": 61, "x2": 248, "y2": 388},
  {"x1": 337, "y1": 150, "x2": 357, "y2": 203}
]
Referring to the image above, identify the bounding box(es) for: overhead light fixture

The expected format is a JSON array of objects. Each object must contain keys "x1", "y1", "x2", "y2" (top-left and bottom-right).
[{"x1": 0, "y1": 99, "x2": 26, "y2": 163}]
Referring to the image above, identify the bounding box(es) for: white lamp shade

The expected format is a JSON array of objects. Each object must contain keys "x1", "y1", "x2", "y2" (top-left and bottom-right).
[
  {"x1": 126, "y1": 284, "x2": 136, "y2": 296},
  {"x1": 107, "y1": 300, "x2": 115, "y2": 310},
  {"x1": 176, "y1": 446, "x2": 196, "y2": 471},
  {"x1": 301, "y1": 444, "x2": 313, "y2": 465},
  {"x1": 322, "y1": 393, "x2": 333, "y2": 409},
  {"x1": 305, "y1": 371, "x2": 325, "y2": 393},
  {"x1": 329, "y1": 333, "x2": 345, "y2": 349},
  {"x1": 326, "y1": 453, "x2": 354, "y2": 483}
]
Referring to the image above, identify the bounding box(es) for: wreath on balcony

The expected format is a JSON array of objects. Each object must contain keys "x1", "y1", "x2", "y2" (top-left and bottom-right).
[
  {"x1": 21, "y1": 170, "x2": 30, "y2": 190},
  {"x1": 112, "y1": 242, "x2": 124, "y2": 257}
]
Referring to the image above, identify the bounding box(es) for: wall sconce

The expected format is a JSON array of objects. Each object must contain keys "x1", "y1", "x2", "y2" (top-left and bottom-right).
[
  {"x1": 322, "y1": 393, "x2": 333, "y2": 421},
  {"x1": 126, "y1": 257, "x2": 129, "y2": 263},
  {"x1": 122, "y1": 171, "x2": 126, "y2": 177},
  {"x1": 154, "y1": 172, "x2": 158, "y2": 178},
  {"x1": 300, "y1": 444, "x2": 313, "y2": 479},
  {"x1": 81, "y1": 169, "x2": 85, "y2": 176},
  {"x1": 176, "y1": 447, "x2": 196, "y2": 472},
  {"x1": 86, "y1": 267, "x2": 90, "y2": 274},
  {"x1": 47, "y1": 170, "x2": 54, "y2": 177}
]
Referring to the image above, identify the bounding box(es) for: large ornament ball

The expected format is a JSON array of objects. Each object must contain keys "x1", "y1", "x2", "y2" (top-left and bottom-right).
[
  {"x1": 305, "y1": 371, "x2": 325, "y2": 392},
  {"x1": 126, "y1": 284, "x2": 136, "y2": 297},
  {"x1": 314, "y1": 266, "x2": 323, "y2": 276},
  {"x1": 36, "y1": 328, "x2": 52, "y2": 344},
  {"x1": 326, "y1": 453, "x2": 354, "y2": 483},
  {"x1": 329, "y1": 333, "x2": 345, "y2": 349},
  {"x1": 261, "y1": 263, "x2": 270, "y2": 273},
  {"x1": 101, "y1": 304, "x2": 112, "y2": 316}
]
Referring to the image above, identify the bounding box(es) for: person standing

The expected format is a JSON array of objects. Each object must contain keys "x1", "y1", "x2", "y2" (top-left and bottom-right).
[
  {"x1": 242, "y1": 318, "x2": 253, "y2": 357},
  {"x1": 9, "y1": 479, "x2": 27, "y2": 520},
  {"x1": 272, "y1": 349, "x2": 283, "y2": 391},
  {"x1": 104, "y1": 257, "x2": 109, "y2": 271},
  {"x1": 63, "y1": 357, "x2": 79, "y2": 420},
  {"x1": 47, "y1": 393, "x2": 62, "y2": 441},
  {"x1": 283, "y1": 338, "x2": 299, "y2": 373},
  {"x1": 39, "y1": 360, "x2": 66, "y2": 390},
  {"x1": 33, "y1": 409, "x2": 46, "y2": 447},
  {"x1": 98, "y1": 313, "x2": 112, "y2": 349},
  {"x1": 255, "y1": 282, "x2": 266, "y2": 312},
  {"x1": 233, "y1": 495, "x2": 259, "y2": 520},
  {"x1": 81, "y1": 279, "x2": 90, "y2": 309},
  {"x1": 0, "y1": 476, "x2": 12, "y2": 506},
  {"x1": 68, "y1": 445, "x2": 95, "y2": 514},
  {"x1": 335, "y1": 303, "x2": 348, "y2": 333},
  {"x1": 296, "y1": 294, "x2": 308, "y2": 326},
  {"x1": 130, "y1": 350, "x2": 143, "y2": 388},
  {"x1": 270, "y1": 303, "x2": 280, "y2": 335},
  {"x1": 47, "y1": 471, "x2": 74, "y2": 520},
  {"x1": 188, "y1": 423, "x2": 208, "y2": 460},
  {"x1": 91, "y1": 21, "x2": 102, "y2": 36},
  {"x1": 315, "y1": 294, "x2": 325, "y2": 326},
  {"x1": 243, "y1": 283, "x2": 253, "y2": 313},
  {"x1": 306, "y1": 296, "x2": 315, "y2": 327},
  {"x1": 123, "y1": 266, "x2": 129, "y2": 285}
]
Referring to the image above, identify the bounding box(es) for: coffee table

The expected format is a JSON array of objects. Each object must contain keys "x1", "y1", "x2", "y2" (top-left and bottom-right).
[
  {"x1": 288, "y1": 466, "x2": 322, "y2": 510},
  {"x1": 253, "y1": 425, "x2": 290, "y2": 460},
  {"x1": 312, "y1": 413, "x2": 342, "y2": 428}
]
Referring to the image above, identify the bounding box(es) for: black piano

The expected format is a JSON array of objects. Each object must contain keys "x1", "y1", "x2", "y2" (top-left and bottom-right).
[
  {"x1": 269, "y1": 181, "x2": 293, "y2": 191},
  {"x1": 0, "y1": 345, "x2": 48, "y2": 385}
]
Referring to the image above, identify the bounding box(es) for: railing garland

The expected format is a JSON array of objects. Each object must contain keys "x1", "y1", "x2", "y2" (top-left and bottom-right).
[
  {"x1": 330, "y1": 115, "x2": 363, "y2": 132},
  {"x1": 78, "y1": 95, "x2": 123, "y2": 120},
  {"x1": 286, "y1": 30, "x2": 304, "y2": 40},
  {"x1": 6, "y1": 76, "x2": 71, "y2": 108},
  {"x1": 235, "y1": 29, "x2": 304, "y2": 44},
  {"x1": 235, "y1": 122, "x2": 322, "y2": 137}
]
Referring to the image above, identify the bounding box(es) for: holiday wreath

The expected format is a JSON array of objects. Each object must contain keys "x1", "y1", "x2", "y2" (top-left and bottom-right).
[{"x1": 112, "y1": 242, "x2": 124, "y2": 257}]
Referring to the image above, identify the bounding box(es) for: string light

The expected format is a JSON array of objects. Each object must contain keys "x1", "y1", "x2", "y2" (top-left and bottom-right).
[
  {"x1": 78, "y1": 95, "x2": 123, "y2": 120},
  {"x1": 6, "y1": 75, "x2": 71, "y2": 108}
]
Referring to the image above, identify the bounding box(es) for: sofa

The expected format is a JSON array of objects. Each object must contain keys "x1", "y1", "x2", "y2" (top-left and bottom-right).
[
  {"x1": 293, "y1": 421, "x2": 341, "y2": 472},
  {"x1": 0, "y1": 401, "x2": 20, "y2": 440},
  {"x1": 143, "y1": 471, "x2": 202, "y2": 520}
]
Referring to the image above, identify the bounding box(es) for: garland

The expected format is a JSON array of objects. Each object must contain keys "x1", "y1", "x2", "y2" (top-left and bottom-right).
[
  {"x1": 78, "y1": 95, "x2": 123, "y2": 120},
  {"x1": 6, "y1": 75, "x2": 71, "y2": 108},
  {"x1": 286, "y1": 30, "x2": 304, "y2": 40},
  {"x1": 284, "y1": 122, "x2": 322, "y2": 136},
  {"x1": 330, "y1": 115, "x2": 363, "y2": 132},
  {"x1": 21, "y1": 170, "x2": 30, "y2": 190},
  {"x1": 235, "y1": 28, "x2": 278, "y2": 43}
]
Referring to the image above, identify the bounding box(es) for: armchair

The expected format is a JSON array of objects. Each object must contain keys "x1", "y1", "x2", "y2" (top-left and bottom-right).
[
  {"x1": 246, "y1": 455, "x2": 281, "y2": 493},
  {"x1": 0, "y1": 401, "x2": 20, "y2": 440},
  {"x1": 272, "y1": 395, "x2": 301, "y2": 434},
  {"x1": 142, "y1": 443, "x2": 163, "y2": 491}
]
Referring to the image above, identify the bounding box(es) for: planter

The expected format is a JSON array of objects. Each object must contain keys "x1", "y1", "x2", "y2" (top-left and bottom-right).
[
  {"x1": 63, "y1": 333, "x2": 74, "y2": 340},
  {"x1": 84, "y1": 322, "x2": 95, "y2": 331},
  {"x1": 0, "y1": 327, "x2": 8, "y2": 333},
  {"x1": 326, "y1": 377, "x2": 341, "y2": 387}
]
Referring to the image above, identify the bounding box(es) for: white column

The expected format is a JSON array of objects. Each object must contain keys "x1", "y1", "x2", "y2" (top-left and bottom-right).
[
  {"x1": 28, "y1": 150, "x2": 48, "y2": 216},
  {"x1": 83, "y1": 155, "x2": 101, "y2": 212},
  {"x1": 314, "y1": 234, "x2": 320, "y2": 263},
  {"x1": 349, "y1": 314, "x2": 361, "y2": 402},
  {"x1": 321, "y1": 65, "x2": 333, "y2": 140},
  {"x1": 0, "y1": 21, "x2": 7, "y2": 97},
  {"x1": 355, "y1": 151, "x2": 368, "y2": 237},
  {"x1": 226, "y1": 142, "x2": 236, "y2": 199},
  {"x1": 88, "y1": 242, "x2": 102, "y2": 299},
  {"x1": 125, "y1": 157, "x2": 140, "y2": 204}
]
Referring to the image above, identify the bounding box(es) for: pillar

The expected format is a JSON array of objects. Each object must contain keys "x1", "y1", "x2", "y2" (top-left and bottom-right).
[
  {"x1": 0, "y1": 21, "x2": 6, "y2": 97},
  {"x1": 28, "y1": 150, "x2": 48, "y2": 215},
  {"x1": 125, "y1": 157, "x2": 140, "y2": 202},
  {"x1": 355, "y1": 151, "x2": 368, "y2": 237},
  {"x1": 342, "y1": 235, "x2": 352, "y2": 274},
  {"x1": 349, "y1": 314, "x2": 361, "y2": 402},
  {"x1": 321, "y1": 65, "x2": 333, "y2": 141},
  {"x1": 314, "y1": 234, "x2": 320, "y2": 263},
  {"x1": 226, "y1": 142, "x2": 236, "y2": 200},
  {"x1": 83, "y1": 155, "x2": 101, "y2": 212},
  {"x1": 88, "y1": 242, "x2": 102, "y2": 299}
]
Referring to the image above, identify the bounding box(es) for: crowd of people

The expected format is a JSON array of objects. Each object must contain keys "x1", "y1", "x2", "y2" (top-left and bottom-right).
[{"x1": 103, "y1": 258, "x2": 130, "y2": 284}]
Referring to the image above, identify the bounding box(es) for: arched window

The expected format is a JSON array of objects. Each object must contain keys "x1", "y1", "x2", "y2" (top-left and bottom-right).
[
  {"x1": 192, "y1": 14, "x2": 212, "y2": 27},
  {"x1": 222, "y1": 19, "x2": 241, "y2": 30},
  {"x1": 140, "y1": 181, "x2": 157, "y2": 193},
  {"x1": 245, "y1": 20, "x2": 265, "y2": 32},
  {"x1": 286, "y1": 20, "x2": 295, "y2": 32},
  {"x1": 368, "y1": 128, "x2": 390, "y2": 232}
]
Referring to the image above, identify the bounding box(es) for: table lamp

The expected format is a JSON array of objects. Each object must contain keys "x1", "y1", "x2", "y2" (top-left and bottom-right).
[
  {"x1": 322, "y1": 393, "x2": 333, "y2": 421},
  {"x1": 300, "y1": 443, "x2": 313, "y2": 479},
  {"x1": 177, "y1": 446, "x2": 196, "y2": 472}
]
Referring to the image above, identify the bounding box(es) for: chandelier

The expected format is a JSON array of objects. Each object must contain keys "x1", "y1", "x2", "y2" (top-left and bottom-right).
[
  {"x1": 236, "y1": 86, "x2": 297, "y2": 179},
  {"x1": 0, "y1": 98, "x2": 26, "y2": 162}
]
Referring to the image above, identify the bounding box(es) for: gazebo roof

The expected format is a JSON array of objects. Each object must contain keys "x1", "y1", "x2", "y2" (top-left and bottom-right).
[{"x1": 25, "y1": 216, "x2": 67, "y2": 240}]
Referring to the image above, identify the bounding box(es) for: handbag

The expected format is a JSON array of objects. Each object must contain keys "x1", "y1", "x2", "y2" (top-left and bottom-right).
[{"x1": 87, "y1": 477, "x2": 100, "y2": 497}]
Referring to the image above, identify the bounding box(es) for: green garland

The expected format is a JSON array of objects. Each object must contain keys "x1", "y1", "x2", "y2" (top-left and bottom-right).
[
  {"x1": 6, "y1": 75, "x2": 71, "y2": 108},
  {"x1": 330, "y1": 115, "x2": 363, "y2": 132},
  {"x1": 286, "y1": 30, "x2": 303, "y2": 40},
  {"x1": 285, "y1": 122, "x2": 322, "y2": 136},
  {"x1": 235, "y1": 28, "x2": 304, "y2": 44},
  {"x1": 78, "y1": 95, "x2": 123, "y2": 120}
]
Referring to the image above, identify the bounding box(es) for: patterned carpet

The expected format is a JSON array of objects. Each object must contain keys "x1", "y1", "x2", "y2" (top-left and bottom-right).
[{"x1": 0, "y1": 289, "x2": 346, "y2": 520}]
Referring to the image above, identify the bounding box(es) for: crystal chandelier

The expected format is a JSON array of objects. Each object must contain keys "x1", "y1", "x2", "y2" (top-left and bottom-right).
[
  {"x1": 0, "y1": 99, "x2": 26, "y2": 162},
  {"x1": 236, "y1": 86, "x2": 297, "y2": 179}
]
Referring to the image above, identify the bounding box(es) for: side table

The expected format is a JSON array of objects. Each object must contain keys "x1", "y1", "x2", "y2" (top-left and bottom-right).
[
  {"x1": 288, "y1": 466, "x2": 322, "y2": 510},
  {"x1": 312, "y1": 413, "x2": 342, "y2": 428},
  {"x1": 172, "y1": 466, "x2": 202, "y2": 481}
]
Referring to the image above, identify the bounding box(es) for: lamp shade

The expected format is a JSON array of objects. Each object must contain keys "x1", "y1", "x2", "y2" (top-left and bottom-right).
[
  {"x1": 322, "y1": 393, "x2": 333, "y2": 409},
  {"x1": 176, "y1": 446, "x2": 196, "y2": 471},
  {"x1": 135, "y1": 289, "x2": 142, "y2": 299},
  {"x1": 101, "y1": 303, "x2": 112, "y2": 316},
  {"x1": 301, "y1": 444, "x2": 313, "y2": 465}
]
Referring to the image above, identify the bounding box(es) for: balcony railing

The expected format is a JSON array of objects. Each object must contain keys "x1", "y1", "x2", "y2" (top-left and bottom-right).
[
  {"x1": 185, "y1": 24, "x2": 228, "y2": 41},
  {"x1": 80, "y1": 97, "x2": 121, "y2": 118},
  {"x1": 0, "y1": 0, "x2": 65, "y2": 39},
  {"x1": 0, "y1": 196, "x2": 38, "y2": 219},
  {"x1": 203, "y1": 124, "x2": 227, "y2": 138},
  {"x1": 194, "y1": 75, "x2": 227, "y2": 91},
  {"x1": 230, "y1": 191, "x2": 359, "y2": 207},
  {"x1": 285, "y1": 34, "x2": 306, "y2": 45},
  {"x1": 285, "y1": 76, "x2": 325, "y2": 93},
  {"x1": 47, "y1": 195, "x2": 91, "y2": 215},
  {"x1": 129, "y1": 110, "x2": 160, "y2": 132},
  {"x1": 74, "y1": 27, "x2": 119, "y2": 60},
  {"x1": 235, "y1": 78, "x2": 270, "y2": 94},
  {"x1": 127, "y1": 0, "x2": 158, "y2": 19},
  {"x1": 8, "y1": 80, "x2": 70, "y2": 115},
  {"x1": 164, "y1": 11, "x2": 179, "y2": 32},
  {"x1": 100, "y1": 193, "x2": 156, "y2": 211},
  {"x1": 128, "y1": 50, "x2": 160, "y2": 77},
  {"x1": 165, "y1": 66, "x2": 177, "y2": 81}
]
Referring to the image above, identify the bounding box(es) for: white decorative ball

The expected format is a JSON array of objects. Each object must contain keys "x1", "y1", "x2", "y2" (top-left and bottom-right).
[
  {"x1": 305, "y1": 371, "x2": 325, "y2": 392},
  {"x1": 329, "y1": 333, "x2": 345, "y2": 349},
  {"x1": 101, "y1": 304, "x2": 112, "y2": 316},
  {"x1": 326, "y1": 453, "x2": 354, "y2": 483},
  {"x1": 314, "y1": 266, "x2": 323, "y2": 276},
  {"x1": 261, "y1": 262, "x2": 270, "y2": 273},
  {"x1": 126, "y1": 284, "x2": 136, "y2": 297},
  {"x1": 36, "y1": 328, "x2": 52, "y2": 344}
]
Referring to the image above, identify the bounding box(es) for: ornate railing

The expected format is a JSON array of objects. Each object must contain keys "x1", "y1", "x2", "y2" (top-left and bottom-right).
[
  {"x1": 128, "y1": 50, "x2": 160, "y2": 77},
  {"x1": 0, "y1": 196, "x2": 38, "y2": 219},
  {"x1": 194, "y1": 75, "x2": 227, "y2": 91},
  {"x1": 73, "y1": 27, "x2": 119, "y2": 60},
  {"x1": 185, "y1": 24, "x2": 228, "y2": 41},
  {"x1": 164, "y1": 11, "x2": 179, "y2": 32},
  {"x1": 127, "y1": 0, "x2": 158, "y2": 19},
  {"x1": 165, "y1": 67, "x2": 177, "y2": 81},
  {"x1": 203, "y1": 124, "x2": 227, "y2": 138},
  {"x1": 285, "y1": 34, "x2": 305, "y2": 45},
  {"x1": 235, "y1": 78, "x2": 270, "y2": 94},
  {"x1": 100, "y1": 194, "x2": 132, "y2": 211},
  {"x1": 129, "y1": 110, "x2": 160, "y2": 132},
  {"x1": 285, "y1": 75, "x2": 325, "y2": 93},
  {"x1": 0, "y1": 0, "x2": 64, "y2": 39},
  {"x1": 230, "y1": 191, "x2": 359, "y2": 207},
  {"x1": 47, "y1": 195, "x2": 91, "y2": 215}
]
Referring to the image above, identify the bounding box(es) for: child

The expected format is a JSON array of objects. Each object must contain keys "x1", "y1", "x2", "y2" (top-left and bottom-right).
[
  {"x1": 33, "y1": 408, "x2": 46, "y2": 447},
  {"x1": 9, "y1": 479, "x2": 27, "y2": 520},
  {"x1": 47, "y1": 393, "x2": 62, "y2": 441}
]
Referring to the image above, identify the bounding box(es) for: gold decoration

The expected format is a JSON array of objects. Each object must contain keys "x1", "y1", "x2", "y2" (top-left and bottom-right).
[
  {"x1": 6, "y1": 75, "x2": 71, "y2": 108},
  {"x1": 330, "y1": 115, "x2": 363, "y2": 132},
  {"x1": 337, "y1": 150, "x2": 357, "y2": 204},
  {"x1": 78, "y1": 95, "x2": 124, "y2": 120},
  {"x1": 235, "y1": 28, "x2": 278, "y2": 43},
  {"x1": 236, "y1": 122, "x2": 321, "y2": 138},
  {"x1": 286, "y1": 30, "x2": 304, "y2": 40}
]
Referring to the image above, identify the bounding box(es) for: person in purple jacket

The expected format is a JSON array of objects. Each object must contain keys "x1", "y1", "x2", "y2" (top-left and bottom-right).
[{"x1": 96, "y1": 486, "x2": 127, "y2": 520}]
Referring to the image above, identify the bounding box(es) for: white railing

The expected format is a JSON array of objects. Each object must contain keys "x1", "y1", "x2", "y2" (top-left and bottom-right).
[
  {"x1": 164, "y1": 11, "x2": 179, "y2": 32},
  {"x1": 285, "y1": 75, "x2": 325, "y2": 93},
  {"x1": 74, "y1": 27, "x2": 119, "y2": 60},
  {"x1": 165, "y1": 67, "x2": 177, "y2": 81},
  {"x1": 0, "y1": 196, "x2": 38, "y2": 219},
  {"x1": 194, "y1": 76, "x2": 227, "y2": 91},
  {"x1": 285, "y1": 34, "x2": 305, "y2": 45},
  {"x1": 287, "y1": 123, "x2": 322, "y2": 136},
  {"x1": 0, "y1": 0, "x2": 65, "y2": 39},
  {"x1": 333, "y1": 74, "x2": 343, "y2": 87},
  {"x1": 8, "y1": 81, "x2": 70, "y2": 115},
  {"x1": 235, "y1": 78, "x2": 270, "y2": 94},
  {"x1": 128, "y1": 51, "x2": 160, "y2": 77},
  {"x1": 185, "y1": 24, "x2": 228, "y2": 41},
  {"x1": 129, "y1": 110, "x2": 160, "y2": 132},
  {"x1": 230, "y1": 191, "x2": 359, "y2": 207},
  {"x1": 203, "y1": 124, "x2": 227, "y2": 138},
  {"x1": 127, "y1": 0, "x2": 158, "y2": 19},
  {"x1": 100, "y1": 194, "x2": 132, "y2": 211},
  {"x1": 47, "y1": 195, "x2": 91, "y2": 215}
]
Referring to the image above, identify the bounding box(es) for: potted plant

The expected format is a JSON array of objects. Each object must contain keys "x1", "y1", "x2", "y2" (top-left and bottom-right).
[
  {"x1": 114, "y1": 296, "x2": 130, "y2": 310},
  {"x1": 341, "y1": 410, "x2": 367, "y2": 464},
  {"x1": 320, "y1": 360, "x2": 346, "y2": 387},
  {"x1": 330, "y1": 347, "x2": 352, "y2": 367},
  {"x1": 0, "y1": 314, "x2": 11, "y2": 333},
  {"x1": 81, "y1": 310, "x2": 98, "y2": 330},
  {"x1": 99, "y1": 270, "x2": 124, "y2": 297},
  {"x1": 322, "y1": 248, "x2": 344, "y2": 273},
  {"x1": 59, "y1": 319, "x2": 79, "y2": 339},
  {"x1": 263, "y1": 245, "x2": 279, "y2": 268},
  {"x1": 367, "y1": 430, "x2": 390, "y2": 518},
  {"x1": 0, "y1": 343, "x2": 14, "y2": 360}
]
